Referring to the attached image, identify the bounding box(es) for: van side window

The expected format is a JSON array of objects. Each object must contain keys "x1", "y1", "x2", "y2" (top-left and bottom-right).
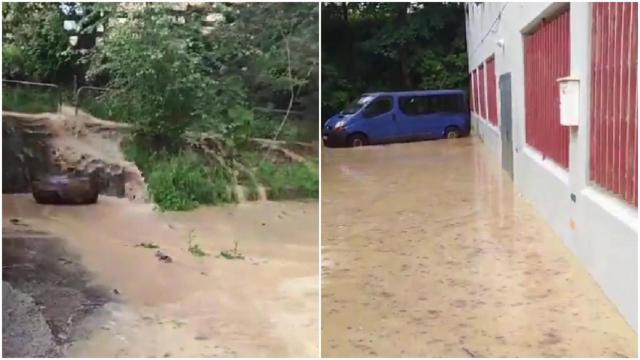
[
  {"x1": 363, "y1": 96, "x2": 393, "y2": 118},
  {"x1": 399, "y1": 94, "x2": 465, "y2": 116}
]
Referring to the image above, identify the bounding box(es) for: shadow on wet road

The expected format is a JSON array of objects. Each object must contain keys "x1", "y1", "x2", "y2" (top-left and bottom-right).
[{"x1": 321, "y1": 137, "x2": 637, "y2": 357}]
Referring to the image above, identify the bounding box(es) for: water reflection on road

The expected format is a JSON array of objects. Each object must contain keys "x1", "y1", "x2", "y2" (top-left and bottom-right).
[{"x1": 321, "y1": 137, "x2": 637, "y2": 357}]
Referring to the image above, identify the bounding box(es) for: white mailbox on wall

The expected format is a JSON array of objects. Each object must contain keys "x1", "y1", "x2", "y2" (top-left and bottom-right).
[{"x1": 557, "y1": 76, "x2": 580, "y2": 127}]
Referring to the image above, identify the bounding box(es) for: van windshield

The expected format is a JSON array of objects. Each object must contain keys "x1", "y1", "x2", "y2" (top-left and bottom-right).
[{"x1": 342, "y1": 95, "x2": 374, "y2": 114}]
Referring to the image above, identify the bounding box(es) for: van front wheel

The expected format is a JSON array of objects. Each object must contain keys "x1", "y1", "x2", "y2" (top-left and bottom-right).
[
  {"x1": 444, "y1": 127, "x2": 460, "y2": 139},
  {"x1": 347, "y1": 133, "x2": 368, "y2": 147}
]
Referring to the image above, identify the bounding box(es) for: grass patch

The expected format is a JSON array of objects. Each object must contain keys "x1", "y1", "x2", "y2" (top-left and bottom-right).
[
  {"x1": 124, "y1": 141, "x2": 237, "y2": 211},
  {"x1": 256, "y1": 160, "x2": 318, "y2": 200},
  {"x1": 123, "y1": 138, "x2": 317, "y2": 211},
  {"x1": 146, "y1": 152, "x2": 236, "y2": 211},
  {"x1": 2, "y1": 85, "x2": 59, "y2": 113}
]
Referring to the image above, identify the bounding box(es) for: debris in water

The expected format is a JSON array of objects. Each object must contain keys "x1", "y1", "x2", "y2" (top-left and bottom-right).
[
  {"x1": 462, "y1": 347, "x2": 477, "y2": 357},
  {"x1": 188, "y1": 243, "x2": 208, "y2": 257},
  {"x1": 155, "y1": 251, "x2": 172, "y2": 263},
  {"x1": 9, "y1": 218, "x2": 26, "y2": 226},
  {"x1": 248, "y1": 257, "x2": 268, "y2": 266},
  {"x1": 135, "y1": 242, "x2": 159, "y2": 249},
  {"x1": 113, "y1": 288, "x2": 120, "y2": 295},
  {"x1": 187, "y1": 230, "x2": 208, "y2": 257},
  {"x1": 219, "y1": 240, "x2": 244, "y2": 260},
  {"x1": 220, "y1": 250, "x2": 245, "y2": 260},
  {"x1": 58, "y1": 257, "x2": 73, "y2": 265}
]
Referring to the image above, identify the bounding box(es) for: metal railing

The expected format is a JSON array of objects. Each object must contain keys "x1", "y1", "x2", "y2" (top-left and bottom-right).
[
  {"x1": 75, "y1": 85, "x2": 110, "y2": 116},
  {"x1": 2, "y1": 80, "x2": 62, "y2": 113}
]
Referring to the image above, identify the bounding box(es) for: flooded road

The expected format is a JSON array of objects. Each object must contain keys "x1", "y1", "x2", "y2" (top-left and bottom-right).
[
  {"x1": 3, "y1": 195, "x2": 318, "y2": 357},
  {"x1": 321, "y1": 137, "x2": 637, "y2": 357}
]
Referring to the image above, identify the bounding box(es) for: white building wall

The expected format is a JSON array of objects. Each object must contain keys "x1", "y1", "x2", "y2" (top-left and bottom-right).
[{"x1": 466, "y1": 2, "x2": 638, "y2": 331}]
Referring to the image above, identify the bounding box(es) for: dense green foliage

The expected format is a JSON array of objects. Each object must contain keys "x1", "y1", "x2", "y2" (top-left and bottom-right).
[
  {"x1": 147, "y1": 153, "x2": 235, "y2": 211},
  {"x1": 2, "y1": 85, "x2": 60, "y2": 113},
  {"x1": 321, "y1": 2, "x2": 468, "y2": 119},
  {"x1": 2, "y1": 3, "x2": 78, "y2": 83},
  {"x1": 257, "y1": 161, "x2": 319, "y2": 200},
  {"x1": 2, "y1": 2, "x2": 319, "y2": 210}
]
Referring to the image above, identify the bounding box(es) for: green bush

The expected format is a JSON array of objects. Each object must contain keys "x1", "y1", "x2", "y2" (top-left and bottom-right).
[
  {"x1": 121, "y1": 138, "x2": 162, "y2": 176},
  {"x1": 78, "y1": 94, "x2": 130, "y2": 122},
  {"x1": 147, "y1": 154, "x2": 235, "y2": 211},
  {"x1": 2, "y1": 44, "x2": 25, "y2": 78},
  {"x1": 257, "y1": 161, "x2": 318, "y2": 200}
]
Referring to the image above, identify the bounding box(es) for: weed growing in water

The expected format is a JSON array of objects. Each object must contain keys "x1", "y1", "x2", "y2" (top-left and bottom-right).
[
  {"x1": 135, "y1": 242, "x2": 159, "y2": 249},
  {"x1": 220, "y1": 240, "x2": 244, "y2": 260},
  {"x1": 187, "y1": 230, "x2": 209, "y2": 257}
]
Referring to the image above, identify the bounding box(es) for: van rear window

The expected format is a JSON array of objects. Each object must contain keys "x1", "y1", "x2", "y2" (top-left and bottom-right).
[{"x1": 399, "y1": 94, "x2": 466, "y2": 116}]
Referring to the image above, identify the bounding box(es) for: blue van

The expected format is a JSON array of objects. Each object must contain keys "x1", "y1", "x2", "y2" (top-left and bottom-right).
[{"x1": 323, "y1": 89, "x2": 470, "y2": 147}]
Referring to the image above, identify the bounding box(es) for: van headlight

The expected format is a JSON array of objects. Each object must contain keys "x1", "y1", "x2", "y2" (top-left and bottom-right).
[{"x1": 334, "y1": 120, "x2": 347, "y2": 131}]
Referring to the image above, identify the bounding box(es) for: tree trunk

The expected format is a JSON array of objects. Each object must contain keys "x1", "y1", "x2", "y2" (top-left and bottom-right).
[
  {"x1": 396, "y1": 4, "x2": 412, "y2": 89},
  {"x1": 399, "y1": 47, "x2": 412, "y2": 89},
  {"x1": 340, "y1": 2, "x2": 348, "y2": 23},
  {"x1": 342, "y1": 3, "x2": 356, "y2": 86}
]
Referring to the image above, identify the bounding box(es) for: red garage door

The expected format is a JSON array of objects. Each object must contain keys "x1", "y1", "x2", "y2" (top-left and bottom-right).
[
  {"x1": 472, "y1": 68, "x2": 480, "y2": 114},
  {"x1": 469, "y1": 72, "x2": 476, "y2": 114},
  {"x1": 524, "y1": 8, "x2": 571, "y2": 168},
  {"x1": 590, "y1": 2, "x2": 638, "y2": 206},
  {"x1": 478, "y1": 63, "x2": 486, "y2": 119},
  {"x1": 486, "y1": 56, "x2": 498, "y2": 126}
]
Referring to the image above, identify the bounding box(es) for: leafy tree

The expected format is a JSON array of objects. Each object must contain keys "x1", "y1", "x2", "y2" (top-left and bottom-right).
[
  {"x1": 85, "y1": 3, "x2": 319, "y2": 148},
  {"x1": 2, "y1": 2, "x2": 77, "y2": 83},
  {"x1": 2, "y1": 2, "x2": 320, "y2": 209},
  {"x1": 87, "y1": 4, "x2": 248, "y2": 149},
  {"x1": 321, "y1": 2, "x2": 468, "y2": 120}
]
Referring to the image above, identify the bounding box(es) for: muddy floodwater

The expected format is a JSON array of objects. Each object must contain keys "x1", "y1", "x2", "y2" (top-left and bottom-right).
[
  {"x1": 3, "y1": 195, "x2": 318, "y2": 357},
  {"x1": 321, "y1": 137, "x2": 637, "y2": 357}
]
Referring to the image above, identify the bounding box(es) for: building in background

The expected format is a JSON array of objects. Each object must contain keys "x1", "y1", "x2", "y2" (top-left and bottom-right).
[{"x1": 466, "y1": 2, "x2": 637, "y2": 330}]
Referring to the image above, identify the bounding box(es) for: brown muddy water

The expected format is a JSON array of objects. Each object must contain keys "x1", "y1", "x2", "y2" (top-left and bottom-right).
[
  {"x1": 3, "y1": 195, "x2": 318, "y2": 357},
  {"x1": 321, "y1": 137, "x2": 637, "y2": 357}
]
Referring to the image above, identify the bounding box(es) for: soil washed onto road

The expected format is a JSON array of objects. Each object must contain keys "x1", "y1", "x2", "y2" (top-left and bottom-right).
[
  {"x1": 3, "y1": 195, "x2": 318, "y2": 357},
  {"x1": 321, "y1": 137, "x2": 637, "y2": 357}
]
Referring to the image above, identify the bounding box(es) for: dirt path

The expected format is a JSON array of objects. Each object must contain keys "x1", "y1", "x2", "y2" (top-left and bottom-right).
[
  {"x1": 3, "y1": 194, "x2": 318, "y2": 357},
  {"x1": 321, "y1": 137, "x2": 637, "y2": 357}
]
